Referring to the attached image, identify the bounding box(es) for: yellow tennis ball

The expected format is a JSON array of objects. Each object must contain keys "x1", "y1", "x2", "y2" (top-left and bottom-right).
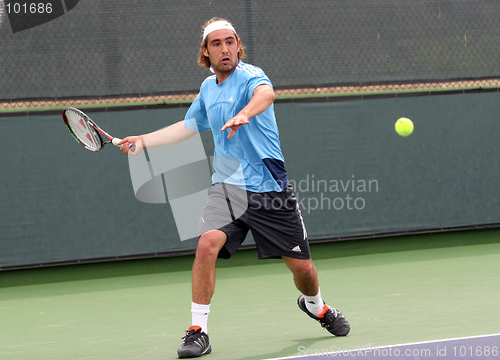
[{"x1": 395, "y1": 117, "x2": 414, "y2": 137}]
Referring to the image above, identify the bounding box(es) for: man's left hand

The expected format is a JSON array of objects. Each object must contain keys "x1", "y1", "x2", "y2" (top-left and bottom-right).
[{"x1": 221, "y1": 114, "x2": 250, "y2": 139}]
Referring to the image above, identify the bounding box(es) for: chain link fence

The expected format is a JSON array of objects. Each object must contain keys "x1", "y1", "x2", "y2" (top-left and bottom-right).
[{"x1": 1, "y1": 0, "x2": 500, "y2": 113}]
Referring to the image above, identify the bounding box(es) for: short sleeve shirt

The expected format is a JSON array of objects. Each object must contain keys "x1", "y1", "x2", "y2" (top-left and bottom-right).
[{"x1": 184, "y1": 61, "x2": 287, "y2": 193}]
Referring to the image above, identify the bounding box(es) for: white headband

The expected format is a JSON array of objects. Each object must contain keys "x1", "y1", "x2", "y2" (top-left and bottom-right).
[{"x1": 203, "y1": 21, "x2": 237, "y2": 40}]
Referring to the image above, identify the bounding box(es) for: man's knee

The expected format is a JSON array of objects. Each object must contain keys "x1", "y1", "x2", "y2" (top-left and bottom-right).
[
  {"x1": 285, "y1": 257, "x2": 316, "y2": 277},
  {"x1": 296, "y1": 260, "x2": 316, "y2": 277},
  {"x1": 196, "y1": 230, "x2": 227, "y2": 258}
]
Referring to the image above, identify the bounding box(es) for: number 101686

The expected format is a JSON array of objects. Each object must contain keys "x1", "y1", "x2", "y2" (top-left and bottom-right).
[
  {"x1": 452, "y1": 345, "x2": 498, "y2": 357},
  {"x1": 5, "y1": 2, "x2": 53, "y2": 14}
]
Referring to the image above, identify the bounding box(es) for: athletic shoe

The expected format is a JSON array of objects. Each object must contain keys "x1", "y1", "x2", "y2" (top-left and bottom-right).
[
  {"x1": 177, "y1": 325, "x2": 212, "y2": 358},
  {"x1": 297, "y1": 295, "x2": 350, "y2": 336}
]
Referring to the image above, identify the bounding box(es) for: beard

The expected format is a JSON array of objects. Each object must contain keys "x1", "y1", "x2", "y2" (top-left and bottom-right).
[{"x1": 211, "y1": 59, "x2": 237, "y2": 74}]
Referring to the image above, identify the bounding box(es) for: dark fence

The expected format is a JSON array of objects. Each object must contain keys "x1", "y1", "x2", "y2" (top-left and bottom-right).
[{"x1": 1, "y1": 0, "x2": 500, "y2": 109}]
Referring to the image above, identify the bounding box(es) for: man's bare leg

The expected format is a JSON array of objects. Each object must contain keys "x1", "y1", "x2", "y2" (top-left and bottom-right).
[
  {"x1": 192, "y1": 229, "x2": 227, "y2": 305},
  {"x1": 282, "y1": 256, "x2": 319, "y2": 296}
]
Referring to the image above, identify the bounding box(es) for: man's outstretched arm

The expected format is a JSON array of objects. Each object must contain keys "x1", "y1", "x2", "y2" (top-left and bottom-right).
[{"x1": 117, "y1": 120, "x2": 197, "y2": 154}]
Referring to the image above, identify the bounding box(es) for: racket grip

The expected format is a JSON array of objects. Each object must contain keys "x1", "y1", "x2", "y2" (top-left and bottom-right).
[{"x1": 112, "y1": 137, "x2": 135, "y2": 152}]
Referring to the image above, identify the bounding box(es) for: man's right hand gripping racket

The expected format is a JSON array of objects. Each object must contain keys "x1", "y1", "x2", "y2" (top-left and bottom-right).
[{"x1": 62, "y1": 107, "x2": 135, "y2": 152}]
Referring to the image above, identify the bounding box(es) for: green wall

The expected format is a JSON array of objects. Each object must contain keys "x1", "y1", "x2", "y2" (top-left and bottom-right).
[
  {"x1": 278, "y1": 92, "x2": 500, "y2": 238},
  {"x1": 1, "y1": 91, "x2": 500, "y2": 267}
]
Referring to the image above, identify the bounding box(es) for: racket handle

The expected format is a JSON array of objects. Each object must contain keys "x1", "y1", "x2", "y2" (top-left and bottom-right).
[{"x1": 112, "y1": 137, "x2": 135, "y2": 152}]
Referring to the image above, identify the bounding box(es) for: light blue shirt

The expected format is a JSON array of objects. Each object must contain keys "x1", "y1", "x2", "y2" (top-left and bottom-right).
[{"x1": 184, "y1": 61, "x2": 287, "y2": 193}]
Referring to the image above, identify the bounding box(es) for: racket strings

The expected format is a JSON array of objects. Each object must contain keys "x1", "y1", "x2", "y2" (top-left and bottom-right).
[{"x1": 65, "y1": 110, "x2": 101, "y2": 151}]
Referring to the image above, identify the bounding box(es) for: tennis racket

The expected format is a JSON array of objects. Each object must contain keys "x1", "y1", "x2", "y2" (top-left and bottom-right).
[{"x1": 62, "y1": 107, "x2": 135, "y2": 152}]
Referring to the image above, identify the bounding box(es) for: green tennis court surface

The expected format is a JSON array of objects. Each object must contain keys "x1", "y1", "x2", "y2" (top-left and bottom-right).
[{"x1": 1, "y1": 229, "x2": 499, "y2": 360}]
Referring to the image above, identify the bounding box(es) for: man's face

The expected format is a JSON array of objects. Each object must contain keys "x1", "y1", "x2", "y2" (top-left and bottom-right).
[{"x1": 202, "y1": 29, "x2": 240, "y2": 75}]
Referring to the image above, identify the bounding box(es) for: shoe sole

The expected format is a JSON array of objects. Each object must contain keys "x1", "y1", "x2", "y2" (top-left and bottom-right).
[
  {"x1": 177, "y1": 342, "x2": 211, "y2": 358},
  {"x1": 178, "y1": 344, "x2": 211, "y2": 358}
]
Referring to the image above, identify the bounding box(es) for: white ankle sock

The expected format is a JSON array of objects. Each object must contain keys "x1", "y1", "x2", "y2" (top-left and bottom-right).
[
  {"x1": 303, "y1": 288, "x2": 325, "y2": 317},
  {"x1": 191, "y1": 302, "x2": 210, "y2": 334}
]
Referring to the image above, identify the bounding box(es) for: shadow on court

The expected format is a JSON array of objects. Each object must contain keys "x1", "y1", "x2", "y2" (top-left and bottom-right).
[{"x1": 235, "y1": 336, "x2": 328, "y2": 360}]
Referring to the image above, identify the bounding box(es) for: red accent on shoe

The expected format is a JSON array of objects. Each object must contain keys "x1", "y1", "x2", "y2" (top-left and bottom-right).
[
  {"x1": 317, "y1": 304, "x2": 329, "y2": 318},
  {"x1": 188, "y1": 325, "x2": 202, "y2": 332}
]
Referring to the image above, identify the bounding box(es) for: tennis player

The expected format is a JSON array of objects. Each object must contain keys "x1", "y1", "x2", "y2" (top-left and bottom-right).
[{"x1": 118, "y1": 17, "x2": 350, "y2": 358}]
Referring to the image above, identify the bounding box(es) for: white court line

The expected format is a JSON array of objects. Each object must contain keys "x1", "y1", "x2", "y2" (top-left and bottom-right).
[{"x1": 266, "y1": 333, "x2": 500, "y2": 360}]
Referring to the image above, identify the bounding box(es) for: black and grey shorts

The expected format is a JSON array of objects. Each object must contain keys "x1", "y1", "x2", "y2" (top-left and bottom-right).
[{"x1": 198, "y1": 183, "x2": 311, "y2": 260}]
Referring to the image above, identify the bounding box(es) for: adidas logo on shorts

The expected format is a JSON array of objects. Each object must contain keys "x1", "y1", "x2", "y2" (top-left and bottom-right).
[{"x1": 292, "y1": 245, "x2": 301, "y2": 252}]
